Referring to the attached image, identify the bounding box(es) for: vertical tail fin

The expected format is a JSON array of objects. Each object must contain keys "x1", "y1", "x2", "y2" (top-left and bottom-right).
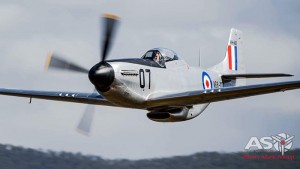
[{"x1": 209, "y1": 28, "x2": 245, "y2": 86}]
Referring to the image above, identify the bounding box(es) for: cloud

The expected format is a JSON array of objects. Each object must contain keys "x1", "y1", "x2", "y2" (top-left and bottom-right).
[{"x1": 0, "y1": 4, "x2": 26, "y2": 32}]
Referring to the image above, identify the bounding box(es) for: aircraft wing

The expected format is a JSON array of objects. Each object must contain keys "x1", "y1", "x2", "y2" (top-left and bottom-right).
[
  {"x1": 146, "y1": 80, "x2": 300, "y2": 107},
  {"x1": 0, "y1": 88, "x2": 116, "y2": 106}
]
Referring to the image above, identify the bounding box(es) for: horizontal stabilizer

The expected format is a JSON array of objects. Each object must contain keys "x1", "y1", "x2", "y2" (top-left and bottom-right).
[{"x1": 222, "y1": 73, "x2": 293, "y2": 81}]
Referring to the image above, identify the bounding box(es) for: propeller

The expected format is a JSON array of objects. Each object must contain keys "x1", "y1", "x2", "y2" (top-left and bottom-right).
[
  {"x1": 101, "y1": 13, "x2": 120, "y2": 62},
  {"x1": 45, "y1": 13, "x2": 120, "y2": 72},
  {"x1": 45, "y1": 51, "x2": 89, "y2": 73},
  {"x1": 76, "y1": 103, "x2": 95, "y2": 135},
  {"x1": 44, "y1": 13, "x2": 120, "y2": 136},
  {"x1": 88, "y1": 13, "x2": 119, "y2": 92}
]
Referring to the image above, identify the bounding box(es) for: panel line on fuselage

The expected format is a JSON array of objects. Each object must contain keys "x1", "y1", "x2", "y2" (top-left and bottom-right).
[{"x1": 108, "y1": 58, "x2": 166, "y2": 68}]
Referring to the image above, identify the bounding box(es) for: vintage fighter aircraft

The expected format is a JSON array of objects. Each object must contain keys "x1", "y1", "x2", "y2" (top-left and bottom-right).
[{"x1": 0, "y1": 13, "x2": 300, "y2": 135}]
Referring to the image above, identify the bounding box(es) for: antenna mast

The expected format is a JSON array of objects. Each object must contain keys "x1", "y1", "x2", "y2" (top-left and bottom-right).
[{"x1": 198, "y1": 48, "x2": 201, "y2": 67}]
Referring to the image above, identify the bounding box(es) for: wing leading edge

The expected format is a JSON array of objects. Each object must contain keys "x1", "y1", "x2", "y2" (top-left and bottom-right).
[
  {"x1": 1, "y1": 81, "x2": 299, "y2": 109},
  {"x1": 0, "y1": 88, "x2": 115, "y2": 106},
  {"x1": 147, "y1": 80, "x2": 300, "y2": 107}
]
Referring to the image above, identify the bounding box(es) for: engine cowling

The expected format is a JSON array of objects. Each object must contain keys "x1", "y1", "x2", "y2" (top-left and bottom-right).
[{"x1": 147, "y1": 104, "x2": 209, "y2": 122}]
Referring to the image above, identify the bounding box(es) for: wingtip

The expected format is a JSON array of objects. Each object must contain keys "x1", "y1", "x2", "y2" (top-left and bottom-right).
[
  {"x1": 281, "y1": 73, "x2": 294, "y2": 77},
  {"x1": 44, "y1": 50, "x2": 53, "y2": 70}
]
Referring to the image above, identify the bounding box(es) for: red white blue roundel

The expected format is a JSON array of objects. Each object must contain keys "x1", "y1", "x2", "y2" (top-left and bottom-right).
[{"x1": 202, "y1": 72, "x2": 212, "y2": 89}]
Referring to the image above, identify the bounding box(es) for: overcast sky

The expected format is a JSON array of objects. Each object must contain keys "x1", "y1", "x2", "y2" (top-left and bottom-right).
[{"x1": 0, "y1": 0, "x2": 299, "y2": 159}]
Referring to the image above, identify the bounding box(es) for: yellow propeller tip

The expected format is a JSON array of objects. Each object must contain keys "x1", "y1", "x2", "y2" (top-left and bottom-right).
[
  {"x1": 45, "y1": 50, "x2": 53, "y2": 70},
  {"x1": 103, "y1": 13, "x2": 120, "y2": 20}
]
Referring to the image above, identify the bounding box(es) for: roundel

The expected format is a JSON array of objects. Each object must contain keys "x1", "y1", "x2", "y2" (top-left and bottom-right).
[{"x1": 202, "y1": 72, "x2": 212, "y2": 89}]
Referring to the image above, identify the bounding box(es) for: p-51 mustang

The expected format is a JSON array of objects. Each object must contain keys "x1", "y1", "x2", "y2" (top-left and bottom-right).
[{"x1": 1, "y1": 13, "x2": 300, "y2": 135}]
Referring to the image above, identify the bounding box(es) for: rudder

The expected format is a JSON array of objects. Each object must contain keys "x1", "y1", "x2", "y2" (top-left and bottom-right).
[{"x1": 209, "y1": 28, "x2": 245, "y2": 85}]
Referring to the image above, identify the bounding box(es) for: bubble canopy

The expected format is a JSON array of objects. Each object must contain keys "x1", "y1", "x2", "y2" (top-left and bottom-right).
[{"x1": 141, "y1": 48, "x2": 182, "y2": 62}]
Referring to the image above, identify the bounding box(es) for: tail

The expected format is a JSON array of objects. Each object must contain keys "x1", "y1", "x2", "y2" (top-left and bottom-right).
[
  {"x1": 209, "y1": 28, "x2": 245, "y2": 86},
  {"x1": 209, "y1": 28, "x2": 292, "y2": 87}
]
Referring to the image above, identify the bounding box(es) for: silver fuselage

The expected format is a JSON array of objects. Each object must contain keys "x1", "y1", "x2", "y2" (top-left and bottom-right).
[{"x1": 100, "y1": 58, "x2": 222, "y2": 109}]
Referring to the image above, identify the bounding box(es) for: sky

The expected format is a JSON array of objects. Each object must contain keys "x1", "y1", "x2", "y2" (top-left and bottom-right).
[{"x1": 0, "y1": 0, "x2": 299, "y2": 159}]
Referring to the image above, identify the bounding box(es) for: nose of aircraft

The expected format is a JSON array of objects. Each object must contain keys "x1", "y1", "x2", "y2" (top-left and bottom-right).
[{"x1": 89, "y1": 62, "x2": 115, "y2": 92}]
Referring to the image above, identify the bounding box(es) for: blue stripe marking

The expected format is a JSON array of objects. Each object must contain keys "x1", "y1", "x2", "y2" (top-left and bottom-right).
[{"x1": 234, "y1": 46, "x2": 238, "y2": 70}]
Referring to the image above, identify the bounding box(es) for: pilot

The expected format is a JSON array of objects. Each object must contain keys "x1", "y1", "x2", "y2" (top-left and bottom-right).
[{"x1": 152, "y1": 51, "x2": 160, "y2": 63}]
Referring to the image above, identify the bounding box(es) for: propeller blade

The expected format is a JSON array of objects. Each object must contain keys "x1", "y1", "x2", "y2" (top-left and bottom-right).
[
  {"x1": 45, "y1": 51, "x2": 89, "y2": 73},
  {"x1": 101, "y1": 13, "x2": 120, "y2": 61},
  {"x1": 76, "y1": 104, "x2": 95, "y2": 136}
]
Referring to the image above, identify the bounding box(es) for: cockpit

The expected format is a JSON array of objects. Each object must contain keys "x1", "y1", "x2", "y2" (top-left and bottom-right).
[{"x1": 141, "y1": 48, "x2": 181, "y2": 67}]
